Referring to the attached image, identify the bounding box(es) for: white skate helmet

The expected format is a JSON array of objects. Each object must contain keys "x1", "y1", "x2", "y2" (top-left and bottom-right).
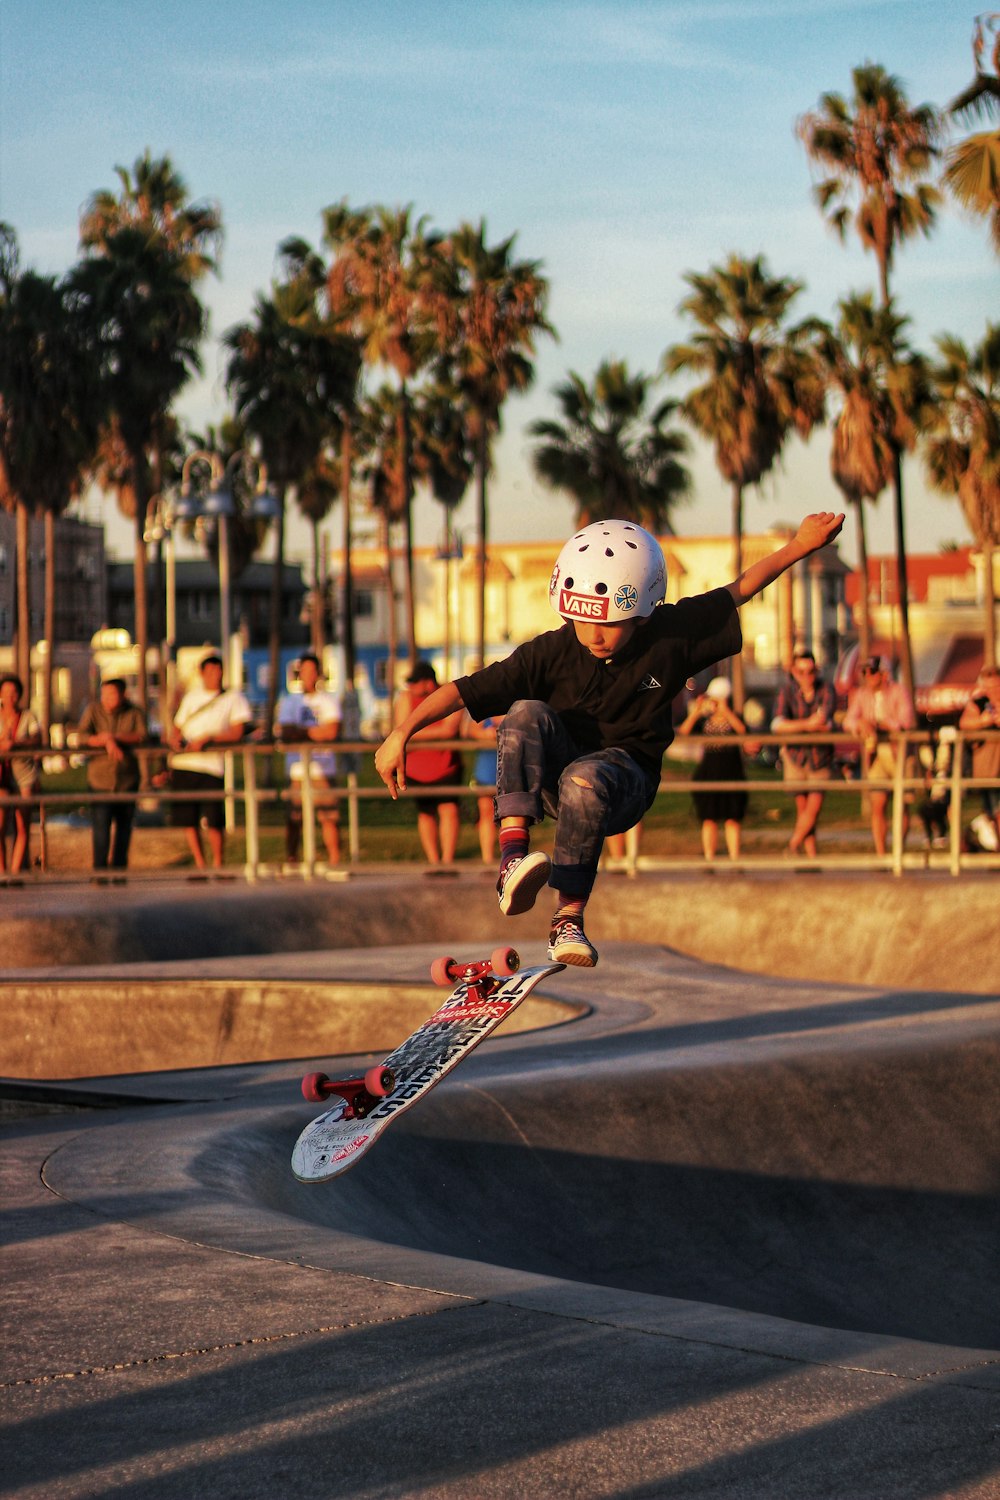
[{"x1": 549, "y1": 520, "x2": 666, "y2": 624}]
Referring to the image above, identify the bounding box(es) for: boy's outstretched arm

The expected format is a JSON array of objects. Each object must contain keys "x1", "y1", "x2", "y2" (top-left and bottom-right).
[
  {"x1": 374, "y1": 681, "x2": 464, "y2": 798},
  {"x1": 725, "y1": 512, "x2": 845, "y2": 606}
]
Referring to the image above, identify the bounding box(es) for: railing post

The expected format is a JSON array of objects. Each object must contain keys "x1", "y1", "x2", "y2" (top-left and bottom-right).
[
  {"x1": 347, "y1": 770, "x2": 360, "y2": 864},
  {"x1": 242, "y1": 745, "x2": 259, "y2": 883},
  {"x1": 300, "y1": 744, "x2": 317, "y2": 877},
  {"x1": 890, "y1": 733, "x2": 906, "y2": 877},
  {"x1": 949, "y1": 731, "x2": 964, "y2": 878}
]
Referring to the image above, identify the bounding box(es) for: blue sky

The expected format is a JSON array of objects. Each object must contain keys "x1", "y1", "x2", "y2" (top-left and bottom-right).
[{"x1": 1, "y1": 0, "x2": 994, "y2": 567}]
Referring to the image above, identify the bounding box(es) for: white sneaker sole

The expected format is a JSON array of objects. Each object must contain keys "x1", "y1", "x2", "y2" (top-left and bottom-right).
[
  {"x1": 548, "y1": 943, "x2": 598, "y2": 968},
  {"x1": 498, "y1": 851, "x2": 551, "y2": 915}
]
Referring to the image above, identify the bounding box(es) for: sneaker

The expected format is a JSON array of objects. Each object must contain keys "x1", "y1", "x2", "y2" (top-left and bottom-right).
[
  {"x1": 548, "y1": 914, "x2": 598, "y2": 968},
  {"x1": 497, "y1": 850, "x2": 551, "y2": 915}
]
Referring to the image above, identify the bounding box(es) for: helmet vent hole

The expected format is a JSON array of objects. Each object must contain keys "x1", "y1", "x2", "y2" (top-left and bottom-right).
[
  {"x1": 605, "y1": 547, "x2": 614, "y2": 557},
  {"x1": 564, "y1": 576, "x2": 574, "y2": 589},
  {"x1": 626, "y1": 540, "x2": 637, "y2": 549},
  {"x1": 594, "y1": 582, "x2": 607, "y2": 595}
]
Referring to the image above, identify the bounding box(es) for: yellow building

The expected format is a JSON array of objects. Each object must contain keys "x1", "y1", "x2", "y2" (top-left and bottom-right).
[{"x1": 331, "y1": 525, "x2": 850, "y2": 714}]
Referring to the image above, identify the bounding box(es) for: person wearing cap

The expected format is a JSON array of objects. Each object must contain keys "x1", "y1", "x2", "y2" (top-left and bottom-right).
[
  {"x1": 167, "y1": 652, "x2": 253, "y2": 873},
  {"x1": 77, "y1": 676, "x2": 148, "y2": 878},
  {"x1": 393, "y1": 661, "x2": 465, "y2": 869},
  {"x1": 770, "y1": 648, "x2": 838, "y2": 859},
  {"x1": 275, "y1": 652, "x2": 342, "y2": 869},
  {"x1": 843, "y1": 655, "x2": 917, "y2": 856},
  {"x1": 677, "y1": 676, "x2": 750, "y2": 863},
  {"x1": 376, "y1": 510, "x2": 844, "y2": 966}
]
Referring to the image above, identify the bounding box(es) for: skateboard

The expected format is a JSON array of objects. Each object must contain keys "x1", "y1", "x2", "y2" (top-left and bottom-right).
[{"x1": 291, "y1": 946, "x2": 564, "y2": 1183}]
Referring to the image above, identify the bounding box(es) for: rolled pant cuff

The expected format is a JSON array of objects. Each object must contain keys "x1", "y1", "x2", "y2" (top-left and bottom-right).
[
  {"x1": 550, "y1": 862, "x2": 597, "y2": 899},
  {"x1": 494, "y1": 793, "x2": 543, "y2": 824}
]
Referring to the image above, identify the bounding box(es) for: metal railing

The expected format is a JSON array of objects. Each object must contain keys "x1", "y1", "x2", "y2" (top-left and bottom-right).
[{"x1": 1, "y1": 730, "x2": 997, "y2": 883}]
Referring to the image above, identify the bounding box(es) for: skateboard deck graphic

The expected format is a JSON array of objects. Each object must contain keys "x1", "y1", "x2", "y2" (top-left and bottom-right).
[{"x1": 292, "y1": 952, "x2": 563, "y2": 1183}]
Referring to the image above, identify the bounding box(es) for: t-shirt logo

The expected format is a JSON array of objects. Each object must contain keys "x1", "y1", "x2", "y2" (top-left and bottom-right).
[
  {"x1": 637, "y1": 674, "x2": 661, "y2": 693},
  {"x1": 615, "y1": 583, "x2": 638, "y2": 612},
  {"x1": 560, "y1": 589, "x2": 609, "y2": 620}
]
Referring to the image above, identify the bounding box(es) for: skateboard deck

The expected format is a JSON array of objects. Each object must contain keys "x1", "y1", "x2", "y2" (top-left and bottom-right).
[{"x1": 292, "y1": 949, "x2": 564, "y2": 1183}]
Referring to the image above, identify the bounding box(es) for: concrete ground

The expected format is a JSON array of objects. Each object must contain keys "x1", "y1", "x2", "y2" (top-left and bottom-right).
[{"x1": 2, "y1": 871, "x2": 999, "y2": 1499}]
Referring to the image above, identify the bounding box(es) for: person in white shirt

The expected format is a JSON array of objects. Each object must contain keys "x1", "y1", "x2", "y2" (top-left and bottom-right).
[
  {"x1": 275, "y1": 652, "x2": 342, "y2": 867},
  {"x1": 167, "y1": 652, "x2": 253, "y2": 872}
]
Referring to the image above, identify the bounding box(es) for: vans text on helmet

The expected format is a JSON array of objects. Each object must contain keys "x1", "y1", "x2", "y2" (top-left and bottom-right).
[{"x1": 549, "y1": 520, "x2": 667, "y2": 624}]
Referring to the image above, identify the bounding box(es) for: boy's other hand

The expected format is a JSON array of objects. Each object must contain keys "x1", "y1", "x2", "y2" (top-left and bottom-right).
[
  {"x1": 375, "y1": 729, "x2": 407, "y2": 799},
  {"x1": 796, "y1": 511, "x2": 845, "y2": 554}
]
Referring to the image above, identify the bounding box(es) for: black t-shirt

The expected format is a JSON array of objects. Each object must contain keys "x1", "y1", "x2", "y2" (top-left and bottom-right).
[{"x1": 456, "y1": 587, "x2": 741, "y2": 776}]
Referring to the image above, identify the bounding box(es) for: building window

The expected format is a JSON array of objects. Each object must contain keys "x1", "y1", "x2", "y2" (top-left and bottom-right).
[
  {"x1": 188, "y1": 591, "x2": 214, "y2": 622},
  {"x1": 353, "y1": 590, "x2": 374, "y2": 619}
]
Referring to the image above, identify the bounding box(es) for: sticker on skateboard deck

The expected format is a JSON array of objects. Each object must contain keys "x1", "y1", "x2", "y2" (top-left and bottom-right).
[{"x1": 291, "y1": 947, "x2": 564, "y2": 1183}]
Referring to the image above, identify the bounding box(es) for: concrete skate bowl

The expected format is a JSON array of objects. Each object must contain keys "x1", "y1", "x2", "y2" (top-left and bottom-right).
[
  {"x1": 0, "y1": 977, "x2": 578, "y2": 1080},
  {"x1": 205, "y1": 1006, "x2": 1000, "y2": 1353}
]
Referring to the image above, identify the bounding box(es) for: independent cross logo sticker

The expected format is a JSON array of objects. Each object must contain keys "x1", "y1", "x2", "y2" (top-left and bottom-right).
[{"x1": 637, "y1": 674, "x2": 661, "y2": 693}]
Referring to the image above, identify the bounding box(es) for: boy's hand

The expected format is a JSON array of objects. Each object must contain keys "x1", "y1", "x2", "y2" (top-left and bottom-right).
[
  {"x1": 795, "y1": 511, "x2": 845, "y2": 555},
  {"x1": 375, "y1": 729, "x2": 407, "y2": 799}
]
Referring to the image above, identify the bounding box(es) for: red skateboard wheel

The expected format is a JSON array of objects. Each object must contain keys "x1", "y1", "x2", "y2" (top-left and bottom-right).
[
  {"x1": 365, "y1": 1065, "x2": 395, "y2": 1097},
  {"x1": 430, "y1": 956, "x2": 458, "y2": 986},
  {"x1": 301, "y1": 1071, "x2": 330, "y2": 1104},
  {"x1": 490, "y1": 945, "x2": 520, "y2": 977}
]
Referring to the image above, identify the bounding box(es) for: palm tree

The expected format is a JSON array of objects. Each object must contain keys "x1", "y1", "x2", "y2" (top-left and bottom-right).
[
  {"x1": 798, "y1": 63, "x2": 942, "y2": 701},
  {"x1": 75, "y1": 154, "x2": 220, "y2": 709},
  {"x1": 808, "y1": 294, "x2": 928, "y2": 664},
  {"x1": 924, "y1": 324, "x2": 1000, "y2": 667},
  {"x1": 409, "y1": 382, "x2": 474, "y2": 674},
  {"x1": 943, "y1": 14, "x2": 1000, "y2": 257},
  {"x1": 529, "y1": 358, "x2": 690, "y2": 533},
  {"x1": 224, "y1": 278, "x2": 360, "y2": 728},
  {"x1": 0, "y1": 227, "x2": 105, "y2": 716},
  {"x1": 664, "y1": 254, "x2": 823, "y2": 706},
  {"x1": 424, "y1": 221, "x2": 553, "y2": 668},
  {"x1": 278, "y1": 234, "x2": 364, "y2": 682},
  {"x1": 322, "y1": 202, "x2": 437, "y2": 669},
  {"x1": 80, "y1": 148, "x2": 222, "y2": 280}
]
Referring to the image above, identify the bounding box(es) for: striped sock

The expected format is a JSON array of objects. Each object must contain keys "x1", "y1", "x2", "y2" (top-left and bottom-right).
[{"x1": 498, "y1": 827, "x2": 529, "y2": 871}]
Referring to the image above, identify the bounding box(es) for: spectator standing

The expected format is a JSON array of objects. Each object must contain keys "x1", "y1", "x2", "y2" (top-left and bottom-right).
[
  {"x1": 167, "y1": 653, "x2": 253, "y2": 873},
  {"x1": 0, "y1": 674, "x2": 41, "y2": 878},
  {"x1": 843, "y1": 656, "x2": 917, "y2": 856},
  {"x1": 275, "y1": 652, "x2": 342, "y2": 869},
  {"x1": 678, "y1": 676, "x2": 749, "y2": 863},
  {"x1": 959, "y1": 666, "x2": 1000, "y2": 846},
  {"x1": 77, "y1": 676, "x2": 148, "y2": 878},
  {"x1": 771, "y1": 649, "x2": 837, "y2": 859},
  {"x1": 395, "y1": 662, "x2": 464, "y2": 869}
]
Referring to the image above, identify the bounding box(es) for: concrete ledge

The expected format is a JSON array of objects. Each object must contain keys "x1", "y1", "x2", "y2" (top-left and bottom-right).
[{"x1": 1, "y1": 870, "x2": 996, "y2": 994}]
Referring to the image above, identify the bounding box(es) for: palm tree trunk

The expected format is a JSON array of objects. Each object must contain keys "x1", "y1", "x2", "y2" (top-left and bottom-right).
[
  {"x1": 397, "y1": 383, "x2": 416, "y2": 667},
  {"x1": 731, "y1": 481, "x2": 746, "y2": 711},
  {"x1": 380, "y1": 507, "x2": 398, "y2": 719},
  {"x1": 132, "y1": 463, "x2": 150, "y2": 712},
  {"x1": 42, "y1": 508, "x2": 55, "y2": 741},
  {"x1": 14, "y1": 500, "x2": 30, "y2": 690},
  {"x1": 475, "y1": 422, "x2": 489, "y2": 672},
  {"x1": 310, "y1": 516, "x2": 323, "y2": 656},
  {"x1": 890, "y1": 447, "x2": 916, "y2": 707},
  {"x1": 853, "y1": 498, "x2": 872, "y2": 664},
  {"x1": 265, "y1": 486, "x2": 287, "y2": 733},
  {"x1": 340, "y1": 418, "x2": 355, "y2": 682}
]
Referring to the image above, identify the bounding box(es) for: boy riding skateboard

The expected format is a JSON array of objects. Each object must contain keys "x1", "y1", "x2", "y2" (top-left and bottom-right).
[{"x1": 375, "y1": 511, "x2": 844, "y2": 968}]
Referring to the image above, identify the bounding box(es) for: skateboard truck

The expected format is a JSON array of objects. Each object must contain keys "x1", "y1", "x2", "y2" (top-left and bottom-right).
[
  {"x1": 300, "y1": 1064, "x2": 396, "y2": 1117},
  {"x1": 430, "y1": 945, "x2": 520, "y2": 997}
]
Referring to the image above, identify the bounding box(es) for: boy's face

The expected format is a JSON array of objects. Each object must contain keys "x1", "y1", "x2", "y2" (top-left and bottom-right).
[{"x1": 571, "y1": 618, "x2": 640, "y2": 660}]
